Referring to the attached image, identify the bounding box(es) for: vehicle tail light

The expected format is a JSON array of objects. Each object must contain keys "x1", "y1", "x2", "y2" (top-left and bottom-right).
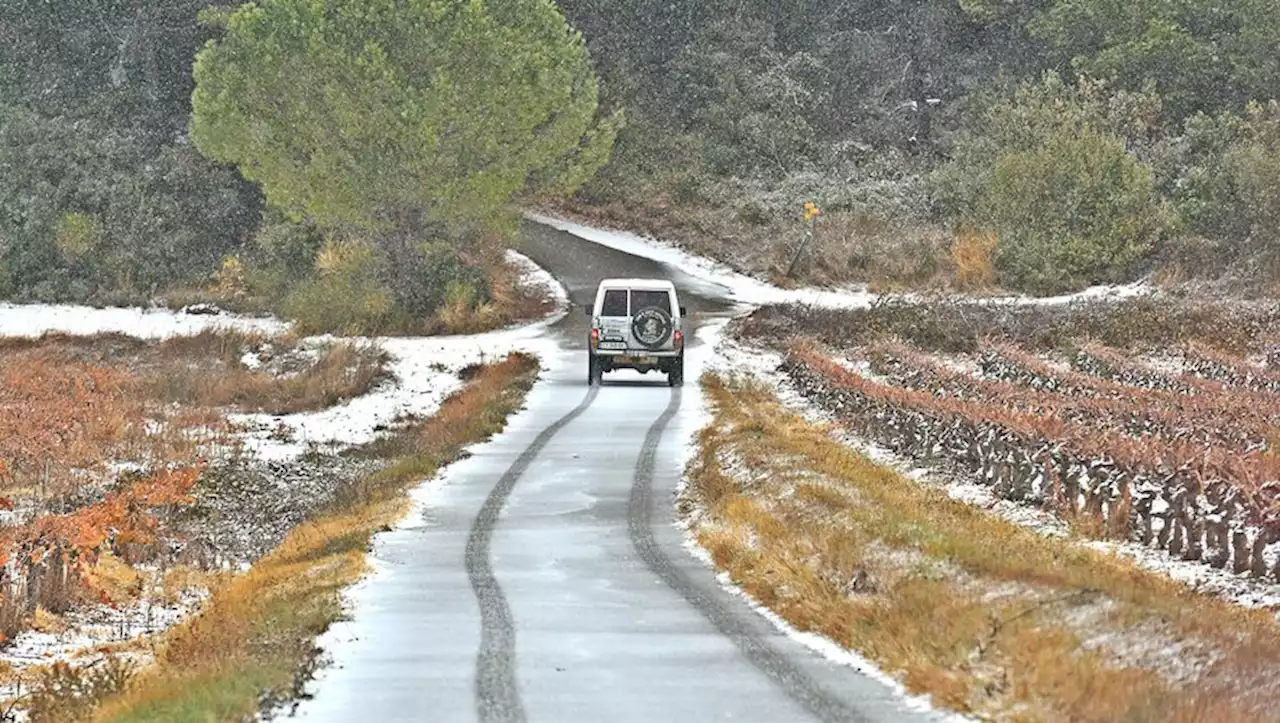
[
  {"x1": 590, "y1": 327, "x2": 600, "y2": 347},
  {"x1": 674, "y1": 330, "x2": 683, "y2": 346}
]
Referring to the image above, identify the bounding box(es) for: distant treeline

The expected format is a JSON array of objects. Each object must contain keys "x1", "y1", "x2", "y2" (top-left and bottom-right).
[
  {"x1": 3, "y1": 1, "x2": 1279, "y2": 307},
  {"x1": 556, "y1": 0, "x2": 1280, "y2": 293}
]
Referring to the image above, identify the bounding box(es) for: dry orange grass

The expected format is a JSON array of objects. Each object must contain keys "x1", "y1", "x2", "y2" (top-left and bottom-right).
[
  {"x1": 152, "y1": 337, "x2": 389, "y2": 415},
  {"x1": 951, "y1": 228, "x2": 998, "y2": 291},
  {"x1": 0, "y1": 354, "x2": 140, "y2": 495},
  {"x1": 685, "y1": 373, "x2": 1280, "y2": 722},
  {"x1": 0, "y1": 329, "x2": 391, "y2": 418},
  {"x1": 90, "y1": 353, "x2": 539, "y2": 722},
  {"x1": 431, "y1": 251, "x2": 558, "y2": 335},
  {"x1": 0, "y1": 329, "x2": 390, "y2": 707}
]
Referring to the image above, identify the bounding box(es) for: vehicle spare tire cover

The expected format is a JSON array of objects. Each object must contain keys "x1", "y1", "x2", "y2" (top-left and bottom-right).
[{"x1": 631, "y1": 306, "x2": 673, "y2": 349}]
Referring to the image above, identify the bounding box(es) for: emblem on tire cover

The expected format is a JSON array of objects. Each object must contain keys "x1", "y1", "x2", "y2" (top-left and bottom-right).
[{"x1": 631, "y1": 307, "x2": 672, "y2": 347}]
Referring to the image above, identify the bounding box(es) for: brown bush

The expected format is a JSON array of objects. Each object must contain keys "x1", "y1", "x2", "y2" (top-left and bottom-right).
[{"x1": 951, "y1": 229, "x2": 998, "y2": 291}]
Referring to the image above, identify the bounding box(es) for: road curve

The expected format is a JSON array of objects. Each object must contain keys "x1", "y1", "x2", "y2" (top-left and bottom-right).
[{"x1": 291, "y1": 220, "x2": 946, "y2": 722}]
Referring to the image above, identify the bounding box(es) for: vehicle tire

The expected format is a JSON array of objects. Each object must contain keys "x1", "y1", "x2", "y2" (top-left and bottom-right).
[
  {"x1": 588, "y1": 354, "x2": 604, "y2": 386},
  {"x1": 668, "y1": 356, "x2": 684, "y2": 387}
]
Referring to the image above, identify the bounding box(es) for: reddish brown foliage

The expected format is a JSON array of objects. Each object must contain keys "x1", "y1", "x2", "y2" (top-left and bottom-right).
[
  {"x1": 0, "y1": 350, "x2": 206, "y2": 641},
  {"x1": 0, "y1": 355, "x2": 139, "y2": 489},
  {"x1": 866, "y1": 341, "x2": 1278, "y2": 451},
  {"x1": 787, "y1": 341, "x2": 1280, "y2": 581}
]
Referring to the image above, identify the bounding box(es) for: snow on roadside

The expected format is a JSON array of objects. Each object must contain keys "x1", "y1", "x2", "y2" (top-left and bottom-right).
[
  {"x1": 0, "y1": 251, "x2": 571, "y2": 703},
  {"x1": 0, "y1": 587, "x2": 207, "y2": 666},
  {"x1": 674, "y1": 323, "x2": 971, "y2": 723},
  {"x1": 232, "y1": 330, "x2": 560, "y2": 462},
  {"x1": 527, "y1": 211, "x2": 878, "y2": 309},
  {"x1": 228, "y1": 338, "x2": 466, "y2": 462},
  {"x1": 0, "y1": 301, "x2": 289, "y2": 339},
  {"x1": 527, "y1": 211, "x2": 1152, "y2": 309},
  {"x1": 2, "y1": 250, "x2": 570, "y2": 465},
  {"x1": 227, "y1": 249, "x2": 570, "y2": 461},
  {"x1": 505, "y1": 248, "x2": 571, "y2": 311},
  {"x1": 700, "y1": 333, "x2": 1280, "y2": 613}
]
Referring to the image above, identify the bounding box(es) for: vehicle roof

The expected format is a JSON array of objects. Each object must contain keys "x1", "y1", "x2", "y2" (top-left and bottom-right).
[{"x1": 596, "y1": 278, "x2": 677, "y2": 291}]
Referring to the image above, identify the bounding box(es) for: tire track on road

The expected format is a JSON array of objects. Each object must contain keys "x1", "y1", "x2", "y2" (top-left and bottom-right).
[
  {"x1": 467, "y1": 385, "x2": 600, "y2": 723},
  {"x1": 628, "y1": 389, "x2": 872, "y2": 723}
]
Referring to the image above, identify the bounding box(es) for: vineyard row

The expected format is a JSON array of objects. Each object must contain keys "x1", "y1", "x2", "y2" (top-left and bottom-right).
[{"x1": 783, "y1": 344, "x2": 1280, "y2": 582}]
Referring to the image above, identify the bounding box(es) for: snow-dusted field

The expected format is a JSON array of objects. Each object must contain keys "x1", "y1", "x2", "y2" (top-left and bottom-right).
[
  {"x1": 0, "y1": 250, "x2": 569, "y2": 695},
  {"x1": 696, "y1": 332, "x2": 1280, "y2": 613},
  {"x1": 0, "y1": 215, "x2": 1255, "y2": 719},
  {"x1": 0, "y1": 301, "x2": 289, "y2": 339}
]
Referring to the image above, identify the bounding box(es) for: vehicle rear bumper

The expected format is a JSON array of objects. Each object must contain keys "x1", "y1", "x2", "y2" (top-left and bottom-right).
[
  {"x1": 593, "y1": 349, "x2": 682, "y2": 371},
  {"x1": 594, "y1": 348, "x2": 680, "y2": 357}
]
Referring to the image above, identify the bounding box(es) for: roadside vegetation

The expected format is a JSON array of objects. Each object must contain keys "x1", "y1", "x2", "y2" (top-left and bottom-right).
[
  {"x1": 0, "y1": 330, "x2": 391, "y2": 416},
  {"x1": 687, "y1": 373, "x2": 1280, "y2": 721},
  {"x1": 692, "y1": 295, "x2": 1280, "y2": 717},
  {"x1": 88, "y1": 353, "x2": 537, "y2": 722},
  {"x1": 736, "y1": 297, "x2": 1280, "y2": 583},
  {"x1": 0, "y1": 335, "x2": 536, "y2": 721},
  {"x1": 0, "y1": 329, "x2": 413, "y2": 719},
  {"x1": 554, "y1": 1, "x2": 1280, "y2": 295},
  {"x1": 0, "y1": 0, "x2": 614, "y2": 335}
]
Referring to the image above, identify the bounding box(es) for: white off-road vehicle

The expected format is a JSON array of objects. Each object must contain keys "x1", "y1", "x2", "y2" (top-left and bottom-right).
[{"x1": 585, "y1": 278, "x2": 686, "y2": 386}]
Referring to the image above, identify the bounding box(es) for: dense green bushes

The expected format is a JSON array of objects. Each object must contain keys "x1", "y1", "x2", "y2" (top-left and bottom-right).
[
  {"x1": 976, "y1": 129, "x2": 1166, "y2": 293},
  {"x1": 558, "y1": 0, "x2": 1280, "y2": 294},
  {"x1": 0, "y1": 106, "x2": 261, "y2": 304},
  {"x1": 935, "y1": 75, "x2": 1173, "y2": 293},
  {"x1": 6, "y1": 0, "x2": 1280, "y2": 304},
  {"x1": 1162, "y1": 102, "x2": 1280, "y2": 272},
  {"x1": 1, "y1": 0, "x2": 614, "y2": 330}
]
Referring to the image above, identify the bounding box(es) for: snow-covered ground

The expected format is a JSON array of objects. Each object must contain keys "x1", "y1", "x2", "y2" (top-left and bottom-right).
[
  {"x1": 0, "y1": 301, "x2": 289, "y2": 339},
  {"x1": 227, "y1": 250, "x2": 568, "y2": 461},
  {"x1": 0, "y1": 250, "x2": 569, "y2": 701},
  {"x1": 527, "y1": 211, "x2": 1152, "y2": 309},
  {"x1": 0, "y1": 213, "x2": 1224, "y2": 717}
]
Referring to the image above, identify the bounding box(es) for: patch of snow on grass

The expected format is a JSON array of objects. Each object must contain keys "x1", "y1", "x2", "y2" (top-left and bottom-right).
[
  {"x1": 0, "y1": 255, "x2": 573, "y2": 701},
  {"x1": 228, "y1": 338, "x2": 467, "y2": 462},
  {"x1": 0, "y1": 585, "x2": 209, "y2": 710},
  {"x1": 0, "y1": 588, "x2": 207, "y2": 668},
  {"x1": 506, "y1": 248, "x2": 571, "y2": 314},
  {"x1": 0, "y1": 302, "x2": 288, "y2": 339},
  {"x1": 991, "y1": 279, "x2": 1150, "y2": 306},
  {"x1": 239, "y1": 349, "x2": 265, "y2": 370}
]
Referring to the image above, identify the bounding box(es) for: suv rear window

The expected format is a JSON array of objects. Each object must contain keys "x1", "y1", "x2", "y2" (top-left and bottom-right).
[
  {"x1": 601, "y1": 289, "x2": 629, "y2": 316},
  {"x1": 630, "y1": 290, "x2": 671, "y2": 314}
]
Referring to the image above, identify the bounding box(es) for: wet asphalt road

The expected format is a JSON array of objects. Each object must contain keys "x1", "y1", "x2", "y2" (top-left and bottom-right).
[
  {"x1": 516, "y1": 219, "x2": 742, "y2": 349},
  {"x1": 291, "y1": 221, "x2": 944, "y2": 722}
]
